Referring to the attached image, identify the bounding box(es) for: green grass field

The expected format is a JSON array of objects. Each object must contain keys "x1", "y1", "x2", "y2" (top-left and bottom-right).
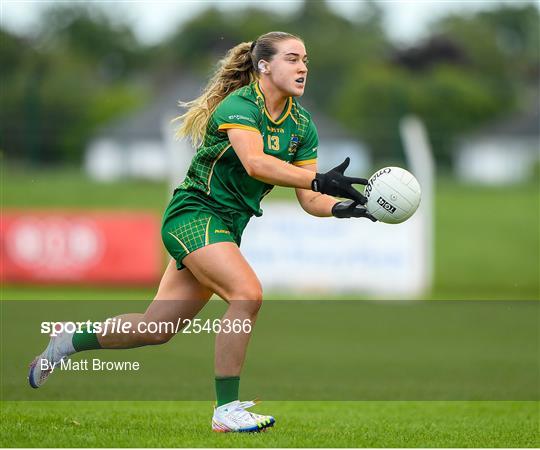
[
  {"x1": 1, "y1": 166, "x2": 539, "y2": 447},
  {"x1": 1, "y1": 401, "x2": 538, "y2": 447}
]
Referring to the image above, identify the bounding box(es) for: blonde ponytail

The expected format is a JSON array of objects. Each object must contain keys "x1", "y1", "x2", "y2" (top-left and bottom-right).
[{"x1": 174, "y1": 42, "x2": 255, "y2": 147}]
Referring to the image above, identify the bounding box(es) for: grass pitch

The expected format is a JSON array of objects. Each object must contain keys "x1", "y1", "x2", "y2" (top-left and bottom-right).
[
  {"x1": 1, "y1": 401, "x2": 538, "y2": 447},
  {"x1": 1, "y1": 300, "x2": 537, "y2": 447}
]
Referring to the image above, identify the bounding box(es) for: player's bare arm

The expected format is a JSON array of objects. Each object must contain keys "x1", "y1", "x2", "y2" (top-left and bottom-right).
[{"x1": 227, "y1": 128, "x2": 314, "y2": 188}]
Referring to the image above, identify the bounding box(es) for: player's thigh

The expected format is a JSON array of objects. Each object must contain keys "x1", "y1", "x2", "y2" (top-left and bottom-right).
[
  {"x1": 183, "y1": 242, "x2": 262, "y2": 302},
  {"x1": 154, "y1": 259, "x2": 213, "y2": 301},
  {"x1": 144, "y1": 259, "x2": 213, "y2": 323}
]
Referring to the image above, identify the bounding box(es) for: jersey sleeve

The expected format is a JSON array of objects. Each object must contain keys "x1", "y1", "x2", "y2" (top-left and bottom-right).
[
  {"x1": 213, "y1": 94, "x2": 261, "y2": 134},
  {"x1": 293, "y1": 117, "x2": 318, "y2": 166}
]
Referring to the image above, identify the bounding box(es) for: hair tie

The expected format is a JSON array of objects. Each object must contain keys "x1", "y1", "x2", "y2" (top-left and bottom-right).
[{"x1": 250, "y1": 40, "x2": 257, "y2": 53}]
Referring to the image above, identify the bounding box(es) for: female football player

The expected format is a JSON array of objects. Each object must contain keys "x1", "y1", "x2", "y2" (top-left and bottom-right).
[{"x1": 28, "y1": 31, "x2": 375, "y2": 433}]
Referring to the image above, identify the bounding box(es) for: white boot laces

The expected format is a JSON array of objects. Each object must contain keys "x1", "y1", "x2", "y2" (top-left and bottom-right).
[{"x1": 233, "y1": 400, "x2": 260, "y2": 424}]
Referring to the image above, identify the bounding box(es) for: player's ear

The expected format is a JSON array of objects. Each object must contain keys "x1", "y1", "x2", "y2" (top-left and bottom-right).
[{"x1": 258, "y1": 60, "x2": 270, "y2": 74}]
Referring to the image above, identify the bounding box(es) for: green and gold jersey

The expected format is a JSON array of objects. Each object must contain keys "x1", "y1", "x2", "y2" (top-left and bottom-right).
[{"x1": 177, "y1": 81, "x2": 318, "y2": 217}]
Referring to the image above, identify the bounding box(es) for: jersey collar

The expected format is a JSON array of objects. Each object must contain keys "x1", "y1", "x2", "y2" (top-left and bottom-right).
[{"x1": 254, "y1": 82, "x2": 292, "y2": 126}]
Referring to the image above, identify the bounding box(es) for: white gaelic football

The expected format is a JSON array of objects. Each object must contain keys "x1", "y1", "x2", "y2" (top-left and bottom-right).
[{"x1": 364, "y1": 167, "x2": 421, "y2": 224}]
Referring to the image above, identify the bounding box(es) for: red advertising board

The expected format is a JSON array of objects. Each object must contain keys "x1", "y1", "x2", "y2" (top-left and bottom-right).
[{"x1": 1, "y1": 210, "x2": 162, "y2": 284}]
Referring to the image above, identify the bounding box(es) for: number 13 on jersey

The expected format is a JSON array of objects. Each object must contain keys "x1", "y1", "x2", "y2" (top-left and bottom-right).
[{"x1": 267, "y1": 135, "x2": 280, "y2": 151}]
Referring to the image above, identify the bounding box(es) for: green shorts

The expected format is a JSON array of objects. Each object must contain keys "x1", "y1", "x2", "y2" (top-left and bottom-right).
[{"x1": 161, "y1": 189, "x2": 251, "y2": 270}]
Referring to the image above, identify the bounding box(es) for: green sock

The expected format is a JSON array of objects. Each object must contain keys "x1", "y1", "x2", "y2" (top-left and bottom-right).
[
  {"x1": 215, "y1": 376, "x2": 240, "y2": 407},
  {"x1": 72, "y1": 329, "x2": 102, "y2": 352}
]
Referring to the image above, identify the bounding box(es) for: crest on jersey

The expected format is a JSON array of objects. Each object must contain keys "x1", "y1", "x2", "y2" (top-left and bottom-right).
[{"x1": 288, "y1": 135, "x2": 300, "y2": 155}]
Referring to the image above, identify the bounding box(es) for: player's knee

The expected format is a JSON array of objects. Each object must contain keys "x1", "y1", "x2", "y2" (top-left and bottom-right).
[
  {"x1": 230, "y1": 282, "x2": 263, "y2": 303},
  {"x1": 229, "y1": 299, "x2": 263, "y2": 320},
  {"x1": 227, "y1": 283, "x2": 263, "y2": 316}
]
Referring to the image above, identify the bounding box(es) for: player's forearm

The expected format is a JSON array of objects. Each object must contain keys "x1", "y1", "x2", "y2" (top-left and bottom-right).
[
  {"x1": 297, "y1": 190, "x2": 336, "y2": 217},
  {"x1": 245, "y1": 154, "x2": 314, "y2": 189}
]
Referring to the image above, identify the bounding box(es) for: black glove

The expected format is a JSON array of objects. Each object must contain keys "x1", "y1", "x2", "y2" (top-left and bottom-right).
[
  {"x1": 311, "y1": 157, "x2": 368, "y2": 204},
  {"x1": 332, "y1": 200, "x2": 377, "y2": 221}
]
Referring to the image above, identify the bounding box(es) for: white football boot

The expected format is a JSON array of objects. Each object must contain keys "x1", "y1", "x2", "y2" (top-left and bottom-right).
[
  {"x1": 212, "y1": 400, "x2": 275, "y2": 433},
  {"x1": 28, "y1": 328, "x2": 74, "y2": 388}
]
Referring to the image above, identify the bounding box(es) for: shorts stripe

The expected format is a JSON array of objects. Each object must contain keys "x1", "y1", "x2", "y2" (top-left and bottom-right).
[
  {"x1": 205, "y1": 216, "x2": 211, "y2": 246},
  {"x1": 167, "y1": 232, "x2": 190, "y2": 255}
]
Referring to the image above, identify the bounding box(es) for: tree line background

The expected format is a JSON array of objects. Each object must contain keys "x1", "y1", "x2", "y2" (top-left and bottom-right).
[{"x1": 1, "y1": 1, "x2": 538, "y2": 167}]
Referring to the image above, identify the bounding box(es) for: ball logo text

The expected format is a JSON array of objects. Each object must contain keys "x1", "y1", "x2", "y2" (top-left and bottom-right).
[
  {"x1": 365, "y1": 168, "x2": 392, "y2": 199},
  {"x1": 377, "y1": 196, "x2": 396, "y2": 214}
]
